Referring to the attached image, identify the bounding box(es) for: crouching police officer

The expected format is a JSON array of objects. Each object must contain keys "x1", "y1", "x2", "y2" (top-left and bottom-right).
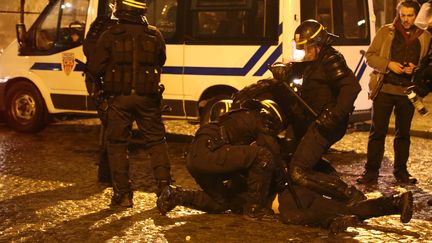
[
  {"x1": 157, "y1": 100, "x2": 287, "y2": 220},
  {"x1": 287, "y1": 20, "x2": 364, "y2": 205},
  {"x1": 89, "y1": 0, "x2": 171, "y2": 207}
]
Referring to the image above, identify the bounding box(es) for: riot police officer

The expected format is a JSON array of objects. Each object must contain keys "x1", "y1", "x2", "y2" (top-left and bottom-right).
[
  {"x1": 287, "y1": 20, "x2": 364, "y2": 204},
  {"x1": 157, "y1": 100, "x2": 287, "y2": 220},
  {"x1": 89, "y1": 0, "x2": 171, "y2": 207}
]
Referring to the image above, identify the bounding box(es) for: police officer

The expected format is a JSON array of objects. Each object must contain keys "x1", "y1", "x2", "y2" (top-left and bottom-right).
[
  {"x1": 157, "y1": 100, "x2": 287, "y2": 220},
  {"x1": 89, "y1": 0, "x2": 171, "y2": 207},
  {"x1": 287, "y1": 20, "x2": 364, "y2": 204},
  {"x1": 83, "y1": 4, "x2": 117, "y2": 185}
]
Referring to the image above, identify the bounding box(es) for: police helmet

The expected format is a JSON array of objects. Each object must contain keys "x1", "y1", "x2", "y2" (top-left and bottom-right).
[
  {"x1": 294, "y1": 19, "x2": 337, "y2": 50},
  {"x1": 209, "y1": 99, "x2": 233, "y2": 122},
  {"x1": 242, "y1": 99, "x2": 286, "y2": 134},
  {"x1": 114, "y1": 0, "x2": 147, "y2": 23}
]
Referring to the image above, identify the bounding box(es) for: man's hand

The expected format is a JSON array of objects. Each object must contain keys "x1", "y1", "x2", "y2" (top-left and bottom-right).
[
  {"x1": 387, "y1": 61, "x2": 405, "y2": 74},
  {"x1": 403, "y1": 63, "x2": 416, "y2": 75}
]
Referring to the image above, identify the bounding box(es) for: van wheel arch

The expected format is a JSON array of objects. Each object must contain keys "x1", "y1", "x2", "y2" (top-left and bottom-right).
[
  {"x1": 199, "y1": 85, "x2": 237, "y2": 125},
  {"x1": 4, "y1": 79, "x2": 49, "y2": 133}
]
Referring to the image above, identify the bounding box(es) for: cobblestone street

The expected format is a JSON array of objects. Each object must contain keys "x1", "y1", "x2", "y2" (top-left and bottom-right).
[{"x1": 0, "y1": 119, "x2": 431, "y2": 242}]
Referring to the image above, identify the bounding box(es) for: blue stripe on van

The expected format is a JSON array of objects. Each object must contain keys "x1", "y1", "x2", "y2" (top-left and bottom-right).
[
  {"x1": 356, "y1": 61, "x2": 367, "y2": 80},
  {"x1": 162, "y1": 44, "x2": 271, "y2": 76},
  {"x1": 253, "y1": 43, "x2": 282, "y2": 76},
  {"x1": 30, "y1": 45, "x2": 272, "y2": 76},
  {"x1": 31, "y1": 63, "x2": 62, "y2": 70},
  {"x1": 30, "y1": 62, "x2": 87, "y2": 72}
]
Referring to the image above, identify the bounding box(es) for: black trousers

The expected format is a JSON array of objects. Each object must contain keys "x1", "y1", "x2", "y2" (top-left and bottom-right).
[
  {"x1": 365, "y1": 92, "x2": 414, "y2": 174},
  {"x1": 106, "y1": 94, "x2": 170, "y2": 195}
]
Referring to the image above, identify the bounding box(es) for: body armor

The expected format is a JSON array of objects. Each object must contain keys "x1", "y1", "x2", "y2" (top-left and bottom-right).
[{"x1": 102, "y1": 24, "x2": 161, "y2": 95}]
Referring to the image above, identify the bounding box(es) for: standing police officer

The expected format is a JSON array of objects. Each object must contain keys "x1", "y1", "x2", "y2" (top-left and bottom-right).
[
  {"x1": 89, "y1": 0, "x2": 171, "y2": 207},
  {"x1": 287, "y1": 20, "x2": 364, "y2": 204}
]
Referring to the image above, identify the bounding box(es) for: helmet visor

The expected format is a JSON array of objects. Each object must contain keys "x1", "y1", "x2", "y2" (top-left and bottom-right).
[{"x1": 291, "y1": 40, "x2": 319, "y2": 62}]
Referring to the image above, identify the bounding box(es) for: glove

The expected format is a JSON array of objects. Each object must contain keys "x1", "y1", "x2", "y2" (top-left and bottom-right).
[
  {"x1": 268, "y1": 62, "x2": 290, "y2": 80},
  {"x1": 316, "y1": 108, "x2": 340, "y2": 132}
]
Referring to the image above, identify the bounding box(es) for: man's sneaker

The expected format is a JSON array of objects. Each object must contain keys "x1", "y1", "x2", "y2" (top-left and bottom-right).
[
  {"x1": 110, "y1": 192, "x2": 133, "y2": 208},
  {"x1": 356, "y1": 171, "x2": 378, "y2": 184},
  {"x1": 156, "y1": 185, "x2": 178, "y2": 215},
  {"x1": 329, "y1": 215, "x2": 359, "y2": 234},
  {"x1": 394, "y1": 171, "x2": 417, "y2": 184},
  {"x1": 398, "y1": 191, "x2": 413, "y2": 223}
]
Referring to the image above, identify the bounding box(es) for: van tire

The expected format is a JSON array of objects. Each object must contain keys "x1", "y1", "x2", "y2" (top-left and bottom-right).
[
  {"x1": 200, "y1": 94, "x2": 231, "y2": 125},
  {"x1": 5, "y1": 81, "x2": 48, "y2": 133}
]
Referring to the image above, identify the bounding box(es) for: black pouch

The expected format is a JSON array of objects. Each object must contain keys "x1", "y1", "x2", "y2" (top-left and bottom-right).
[{"x1": 206, "y1": 137, "x2": 226, "y2": 151}]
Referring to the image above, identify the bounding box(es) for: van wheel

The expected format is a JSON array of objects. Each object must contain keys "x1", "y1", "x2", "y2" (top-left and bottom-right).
[
  {"x1": 200, "y1": 94, "x2": 231, "y2": 125},
  {"x1": 5, "y1": 81, "x2": 48, "y2": 133}
]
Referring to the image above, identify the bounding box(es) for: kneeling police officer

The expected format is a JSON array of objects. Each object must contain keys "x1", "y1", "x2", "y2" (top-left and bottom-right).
[{"x1": 157, "y1": 100, "x2": 287, "y2": 220}]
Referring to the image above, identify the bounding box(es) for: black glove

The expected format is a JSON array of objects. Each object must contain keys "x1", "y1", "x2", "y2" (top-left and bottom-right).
[{"x1": 316, "y1": 108, "x2": 340, "y2": 132}]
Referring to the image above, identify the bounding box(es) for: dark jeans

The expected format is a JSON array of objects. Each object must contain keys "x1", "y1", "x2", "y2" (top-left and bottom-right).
[{"x1": 366, "y1": 92, "x2": 414, "y2": 174}]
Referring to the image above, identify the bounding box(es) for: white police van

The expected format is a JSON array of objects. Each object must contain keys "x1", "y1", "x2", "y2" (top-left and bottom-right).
[{"x1": 0, "y1": 0, "x2": 375, "y2": 132}]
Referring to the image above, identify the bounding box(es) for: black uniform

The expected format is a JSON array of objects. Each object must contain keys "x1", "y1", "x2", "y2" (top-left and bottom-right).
[
  {"x1": 287, "y1": 46, "x2": 364, "y2": 203},
  {"x1": 89, "y1": 16, "x2": 171, "y2": 206},
  {"x1": 157, "y1": 107, "x2": 285, "y2": 217}
]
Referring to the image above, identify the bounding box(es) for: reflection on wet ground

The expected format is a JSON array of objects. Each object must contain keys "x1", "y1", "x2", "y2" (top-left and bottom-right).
[{"x1": 0, "y1": 120, "x2": 431, "y2": 242}]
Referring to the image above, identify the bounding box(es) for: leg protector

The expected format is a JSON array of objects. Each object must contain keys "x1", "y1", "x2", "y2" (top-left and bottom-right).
[
  {"x1": 107, "y1": 142, "x2": 131, "y2": 196},
  {"x1": 148, "y1": 142, "x2": 171, "y2": 181},
  {"x1": 243, "y1": 147, "x2": 275, "y2": 219}
]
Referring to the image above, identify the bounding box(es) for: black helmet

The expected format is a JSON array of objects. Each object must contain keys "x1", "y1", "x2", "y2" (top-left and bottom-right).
[
  {"x1": 294, "y1": 19, "x2": 337, "y2": 50},
  {"x1": 242, "y1": 99, "x2": 286, "y2": 134},
  {"x1": 114, "y1": 0, "x2": 147, "y2": 23},
  {"x1": 209, "y1": 99, "x2": 233, "y2": 122}
]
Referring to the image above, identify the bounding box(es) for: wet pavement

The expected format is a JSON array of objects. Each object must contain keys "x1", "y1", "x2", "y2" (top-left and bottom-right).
[{"x1": 0, "y1": 119, "x2": 431, "y2": 242}]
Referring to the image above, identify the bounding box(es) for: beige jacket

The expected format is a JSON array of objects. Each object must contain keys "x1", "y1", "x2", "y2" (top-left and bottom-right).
[{"x1": 365, "y1": 23, "x2": 431, "y2": 99}]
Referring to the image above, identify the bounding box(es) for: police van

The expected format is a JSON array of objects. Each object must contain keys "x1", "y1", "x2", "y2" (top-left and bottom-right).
[{"x1": 0, "y1": 0, "x2": 375, "y2": 132}]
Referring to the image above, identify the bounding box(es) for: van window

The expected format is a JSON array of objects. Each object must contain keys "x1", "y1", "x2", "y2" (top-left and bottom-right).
[
  {"x1": 33, "y1": 0, "x2": 88, "y2": 53},
  {"x1": 188, "y1": 0, "x2": 278, "y2": 44},
  {"x1": 147, "y1": 0, "x2": 178, "y2": 40},
  {"x1": 300, "y1": 0, "x2": 370, "y2": 45}
]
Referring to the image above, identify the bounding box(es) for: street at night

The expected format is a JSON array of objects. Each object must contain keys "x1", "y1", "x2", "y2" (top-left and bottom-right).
[{"x1": 0, "y1": 119, "x2": 431, "y2": 242}]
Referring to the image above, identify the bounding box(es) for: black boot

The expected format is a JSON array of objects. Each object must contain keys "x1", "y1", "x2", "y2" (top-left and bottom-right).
[
  {"x1": 243, "y1": 204, "x2": 276, "y2": 221},
  {"x1": 110, "y1": 191, "x2": 133, "y2": 208},
  {"x1": 328, "y1": 215, "x2": 359, "y2": 234},
  {"x1": 394, "y1": 171, "x2": 417, "y2": 184},
  {"x1": 394, "y1": 191, "x2": 413, "y2": 223},
  {"x1": 356, "y1": 170, "x2": 379, "y2": 184},
  {"x1": 157, "y1": 185, "x2": 184, "y2": 215},
  {"x1": 156, "y1": 179, "x2": 171, "y2": 196}
]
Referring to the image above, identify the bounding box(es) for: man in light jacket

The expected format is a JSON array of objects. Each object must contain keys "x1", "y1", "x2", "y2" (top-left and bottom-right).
[{"x1": 358, "y1": 0, "x2": 431, "y2": 185}]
